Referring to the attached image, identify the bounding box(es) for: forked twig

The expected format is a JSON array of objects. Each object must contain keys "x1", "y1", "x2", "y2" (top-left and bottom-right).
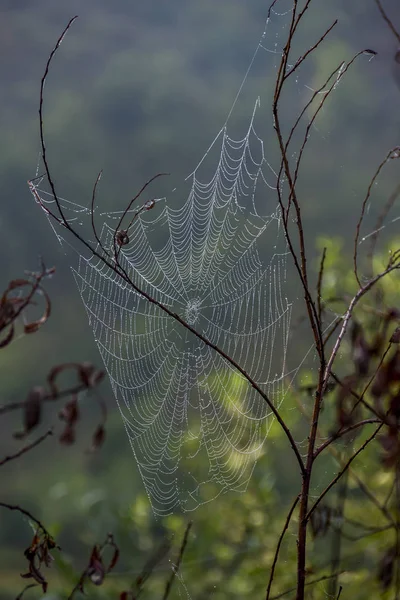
[{"x1": 306, "y1": 423, "x2": 384, "y2": 522}]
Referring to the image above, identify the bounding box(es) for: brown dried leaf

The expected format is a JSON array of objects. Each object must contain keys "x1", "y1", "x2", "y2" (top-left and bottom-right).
[
  {"x1": 89, "y1": 425, "x2": 106, "y2": 452},
  {"x1": 78, "y1": 362, "x2": 96, "y2": 387},
  {"x1": 87, "y1": 546, "x2": 105, "y2": 586},
  {"x1": 105, "y1": 535, "x2": 120, "y2": 573},
  {"x1": 9, "y1": 278, "x2": 31, "y2": 290},
  {"x1": 59, "y1": 423, "x2": 76, "y2": 446},
  {"x1": 24, "y1": 287, "x2": 51, "y2": 334},
  {"x1": 59, "y1": 395, "x2": 79, "y2": 425},
  {"x1": 14, "y1": 388, "x2": 44, "y2": 439},
  {"x1": 390, "y1": 326, "x2": 400, "y2": 343}
]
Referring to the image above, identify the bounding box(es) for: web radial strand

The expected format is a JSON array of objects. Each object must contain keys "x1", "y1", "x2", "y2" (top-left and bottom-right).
[
  {"x1": 63, "y1": 105, "x2": 293, "y2": 516},
  {"x1": 30, "y1": 1, "x2": 300, "y2": 516}
]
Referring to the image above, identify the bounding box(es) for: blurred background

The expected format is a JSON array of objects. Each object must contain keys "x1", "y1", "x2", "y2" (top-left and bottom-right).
[{"x1": 1, "y1": 0, "x2": 399, "y2": 597}]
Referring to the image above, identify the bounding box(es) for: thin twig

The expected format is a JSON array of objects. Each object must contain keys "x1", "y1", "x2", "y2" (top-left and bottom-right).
[
  {"x1": 0, "y1": 502, "x2": 52, "y2": 537},
  {"x1": 269, "y1": 570, "x2": 347, "y2": 600},
  {"x1": 15, "y1": 584, "x2": 38, "y2": 599},
  {"x1": 266, "y1": 495, "x2": 299, "y2": 600},
  {"x1": 374, "y1": 0, "x2": 400, "y2": 44},
  {"x1": 314, "y1": 418, "x2": 381, "y2": 458},
  {"x1": 162, "y1": 522, "x2": 192, "y2": 600},
  {"x1": 323, "y1": 262, "x2": 400, "y2": 398},
  {"x1": 306, "y1": 423, "x2": 384, "y2": 522},
  {"x1": 0, "y1": 382, "x2": 95, "y2": 416},
  {"x1": 353, "y1": 147, "x2": 400, "y2": 286},
  {"x1": 39, "y1": 16, "x2": 78, "y2": 229},
  {"x1": 0, "y1": 429, "x2": 53, "y2": 467},
  {"x1": 284, "y1": 19, "x2": 337, "y2": 80},
  {"x1": 317, "y1": 247, "x2": 327, "y2": 322},
  {"x1": 90, "y1": 170, "x2": 110, "y2": 260}
]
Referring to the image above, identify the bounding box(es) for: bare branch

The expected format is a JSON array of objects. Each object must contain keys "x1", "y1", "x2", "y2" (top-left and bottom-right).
[
  {"x1": 0, "y1": 502, "x2": 52, "y2": 538},
  {"x1": 375, "y1": 0, "x2": 400, "y2": 44},
  {"x1": 266, "y1": 495, "x2": 299, "y2": 600},
  {"x1": 0, "y1": 429, "x2": 53, "y2": 467},
  {"x1": 306, "y1": 423, "x2": 384, "y2": 522}
]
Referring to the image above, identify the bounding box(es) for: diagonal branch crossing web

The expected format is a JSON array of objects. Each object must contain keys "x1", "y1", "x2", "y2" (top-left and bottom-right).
[{"x1": 30, "y1": 2, "x2": 304, "y2": 516}]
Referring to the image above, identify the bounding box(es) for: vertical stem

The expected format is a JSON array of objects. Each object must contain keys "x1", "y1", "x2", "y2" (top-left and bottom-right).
[{"x1": 296, "y1": 378, "x2": 324, "y2": 600}]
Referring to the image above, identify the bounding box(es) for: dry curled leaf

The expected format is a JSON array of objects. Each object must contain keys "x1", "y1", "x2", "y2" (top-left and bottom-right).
[
  {"x1": 59, "y1": 423, "x2": 76, "y2": 446},
  {"x1": 21, "y1": 532, "x2": 58, "y2": 595},
  {"x1": 14, "y1": 387, "x2": 45, "y2": 439},
  {"x1": 390, "y1": 326, "x2": 400, "y2": 343},
  {"x1": 87, "y1": 546, "x2": 105, "y2": 586},
  {"x1": 88, "y1": 424, "x2": 106, "y2": 452},
  {"x1": 59, "y1": 395, "x2": 79, "y2": 425}
]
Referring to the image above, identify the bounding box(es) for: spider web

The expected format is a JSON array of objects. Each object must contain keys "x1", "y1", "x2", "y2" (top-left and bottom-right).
[{"x1": 30, "y1": 1, "x2": 305, "y2": 516}]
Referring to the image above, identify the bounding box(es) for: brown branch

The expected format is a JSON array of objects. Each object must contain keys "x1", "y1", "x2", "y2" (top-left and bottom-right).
[
  {"x1": 0, "y1": 502, "x2": 52, "y2": 538},
  {"x1": 0, "y1": 381, "x2": 96, "y2": 416},
  {"x1": 284, "y1": 19, "x2": 338, "y2": 80},
  {"x1": 375, "y1": 0, "x2": 400, "y2": 44},
  {"x1": 90, "y1": 170, "x2": 110, "y2": 260},
  {"x1": 306, "y1": 423, "x2": 384, "y2": 522},
  {"x1": 323, "y1": 262, "x2": 400, "y2": 399},
  {"x1": 39, "y1": 16, "x2": 78, "y2": 229},
  {"x1": 313, "y1": 418, "x2": 381, "y2": 458},
  {"x1": 0, "y1": 429, "x2": 53, "y2": 467},
  {"x1": 269, "y1": 571, "x2": 347, "y2": 600}
]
